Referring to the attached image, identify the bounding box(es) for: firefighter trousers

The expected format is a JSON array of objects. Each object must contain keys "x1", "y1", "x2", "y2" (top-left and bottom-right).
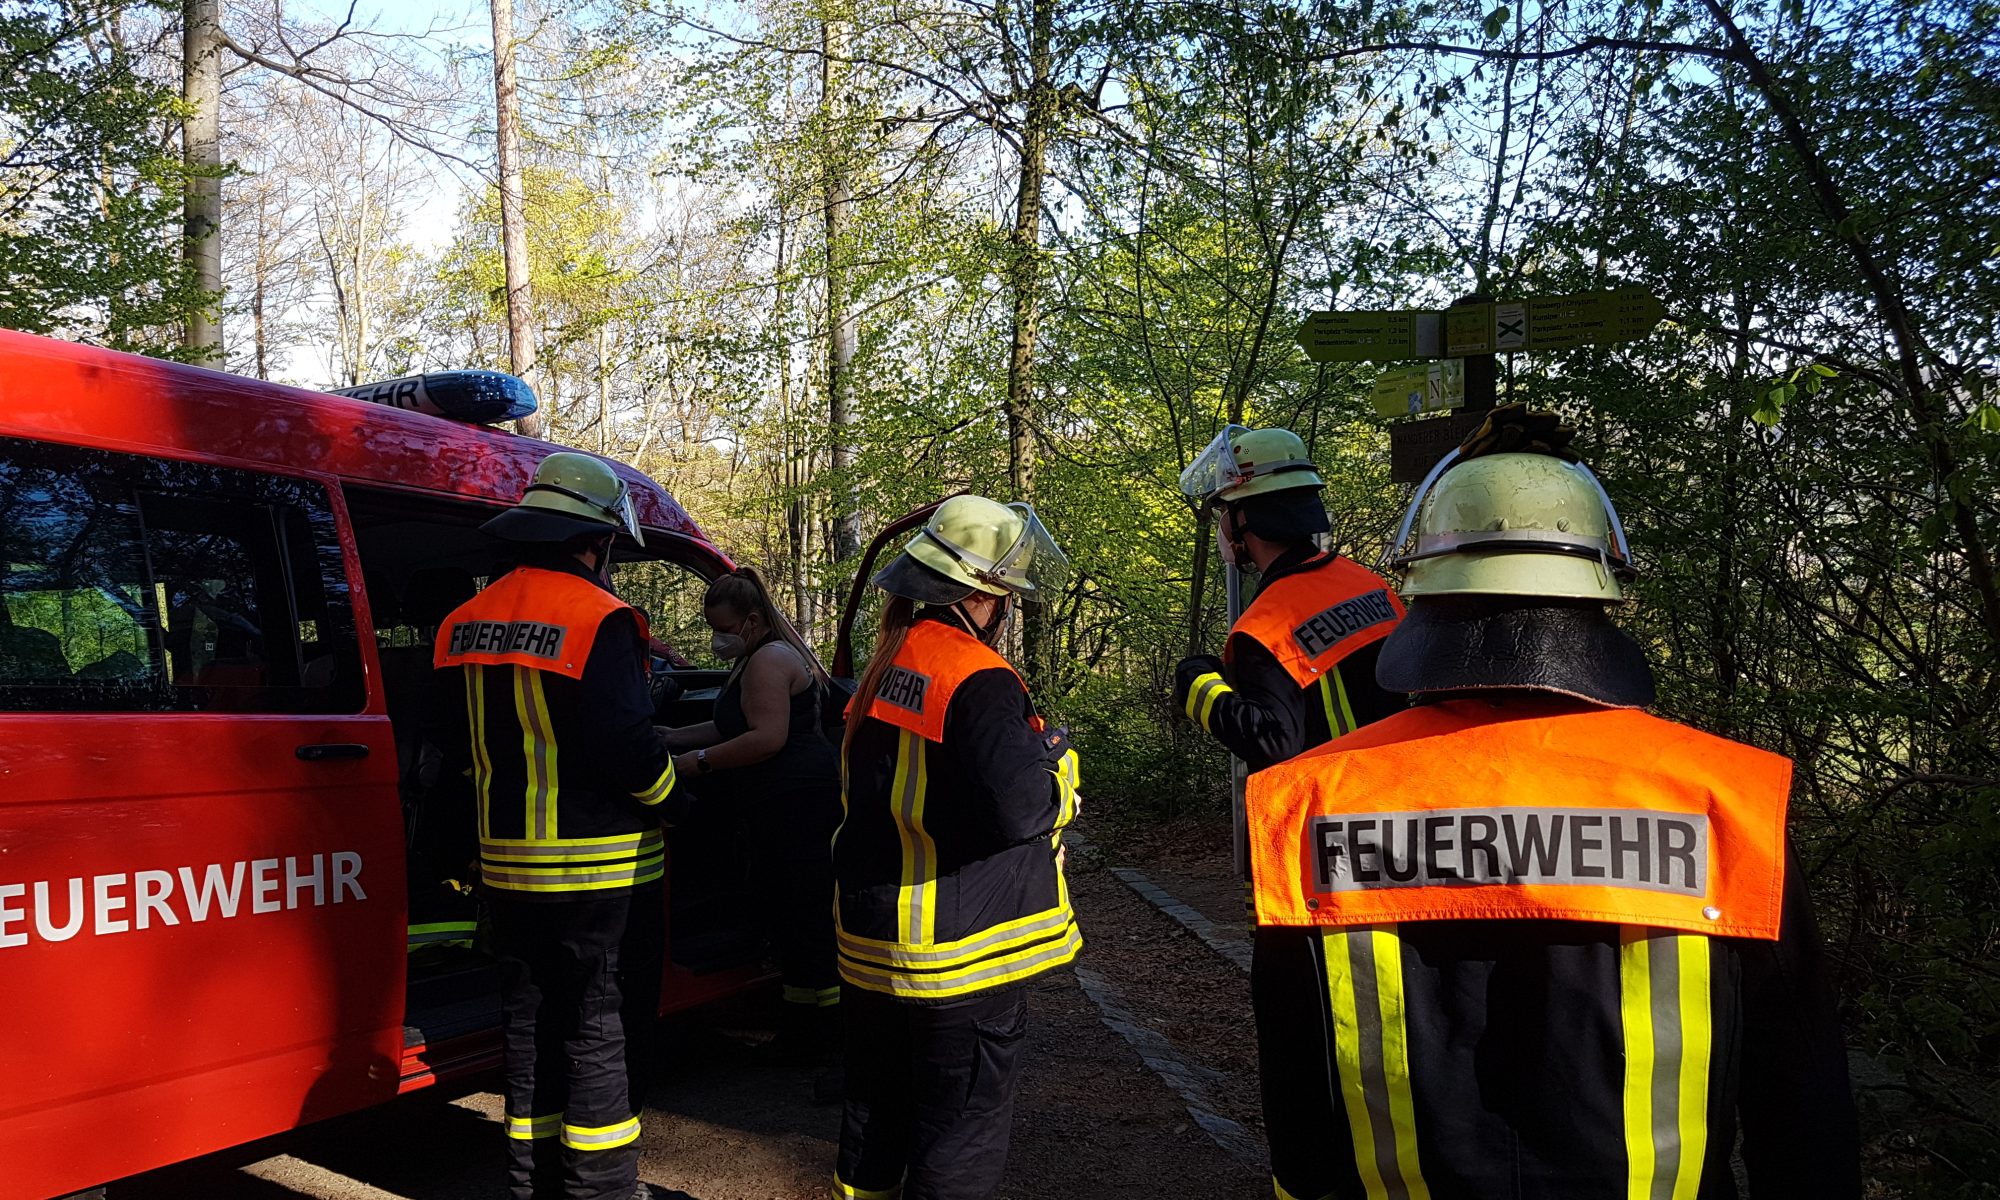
[
  {"x1": 1253, "y1": 926, "x2": 1351, "y2": 1200},
  {"x1": 775, "y1": 854, "x2": 841, "y2": 1014},
  {"x1": 491, "y1": 886, "x2": 665, "y2": 1200},
  {"x1": 835, "y1": 985, "x2": 1029, "y2": 1200}
]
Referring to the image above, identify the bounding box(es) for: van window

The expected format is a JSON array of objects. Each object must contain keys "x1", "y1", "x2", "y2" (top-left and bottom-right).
[
  {"x1": 0, "y1": 437, "x2": 363, "y2": 713},
  {"x1": 614, "y1": 557, "x2": 728, "y2": 669}
]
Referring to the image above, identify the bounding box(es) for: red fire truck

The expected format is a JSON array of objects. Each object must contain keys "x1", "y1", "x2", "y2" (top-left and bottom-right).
[{"x1": 0, "y1": 330, "x2": 780, "y2": 1198}]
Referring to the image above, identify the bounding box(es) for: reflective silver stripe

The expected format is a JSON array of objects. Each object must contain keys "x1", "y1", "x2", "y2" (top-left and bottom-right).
[
  {"x1": 561, "y1": 1116, "x2": 640, "y2": 1149},
  {"x1": 1647, "y1": 933, "x2": 1684, "y2": 1200},
  {"x1": 634, "y1": 760, "x2": 675, "y2": 805},
  {"x1": 506, "y1": 1112, "x2": 562, "y2": 1140},
  {"x1": 515, "y1": 667, "x2": 558, "y2": 838},
  {"x1": 839, "y1": 921, "x2": 1081, "y2": 996},
  {"x1": 479, "y1": 831, "x2": 661, "y2": 859},
  {"x1": 480, "y1": 858, "x2": 663, "y2": 888},
  {"x1": 895, "y1": 730, "x2": 933, "y2": 945},
  {"x1": 836, "y1": 904, "x2": 1075, "y2": 968}
]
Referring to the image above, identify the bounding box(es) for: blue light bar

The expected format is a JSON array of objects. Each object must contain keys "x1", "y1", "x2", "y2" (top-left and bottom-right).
[{"x1": 333, "y1": 370, "x2": 538, "y2": 423}]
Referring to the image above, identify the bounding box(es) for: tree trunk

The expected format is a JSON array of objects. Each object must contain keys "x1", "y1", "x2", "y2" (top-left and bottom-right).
[
  {"x1": 251, "y1": 190, "x2": 268, "y2": 380},
  {"x1": 596, "y1": 324, "x2": 610, "y2": 454},
  {"x1": 822, "y1": 11, "x2": 860, "y2": 560},
  {"x1": 1007, "y1": 0, "x2": 1056, "y2": 678},
  {"x1": 490, "y1": 0, "x2": 542, "y2": 437},
  {"x1": 351, "y1": 170, "x2": 369, "y2": 387},
  {"x1": 182, "y1": 0, "x2": 223, "y2": 359},
  {"x1": 1004, "y1": 0, "x2": 1054, "y2": 505}
]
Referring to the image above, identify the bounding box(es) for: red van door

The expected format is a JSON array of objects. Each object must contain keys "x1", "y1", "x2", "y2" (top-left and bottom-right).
[{"x1": 0, "y1": 438, "x2": 403, "y2": 1199}]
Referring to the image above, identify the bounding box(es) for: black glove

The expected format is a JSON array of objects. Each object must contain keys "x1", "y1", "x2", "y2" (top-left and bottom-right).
[
  {"x1": 1174, "y1": 654, "x2": 1230, "y2": 731},
  {"x1": 1458, "y1": 402, "x2": 1579, "y2": 461}
]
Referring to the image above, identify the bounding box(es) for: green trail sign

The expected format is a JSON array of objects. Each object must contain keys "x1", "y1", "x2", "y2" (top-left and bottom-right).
[
  {"x1": 1444, "y1": 288, "x2": 1666, "y2": 355},
  {"x1": 1371, "y1": 360, "x2": 1465, "y2": 418},
  {"x1": 1298, "y1": 287, "x2": 1665, "y2": 363},
  {"x1": 1298, "y1": 310, "x2": 1439, "y2": 363}
]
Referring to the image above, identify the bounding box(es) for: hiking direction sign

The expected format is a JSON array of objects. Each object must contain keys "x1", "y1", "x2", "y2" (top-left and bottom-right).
[
  {"x1": 1298, "y1": 287, "x2": 1664, "y2": 363},
  {"x1": 1297, "y1": 287, "x2": 1667, "y2": 484}
]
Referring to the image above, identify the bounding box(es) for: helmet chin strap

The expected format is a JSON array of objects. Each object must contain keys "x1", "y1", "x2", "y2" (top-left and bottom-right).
[{"x1": 952, "y1": 594, "x2": 1011, "y2": 646}]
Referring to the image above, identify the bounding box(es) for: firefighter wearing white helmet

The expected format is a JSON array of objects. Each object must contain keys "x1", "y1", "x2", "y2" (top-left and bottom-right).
[
  {"x1": 1171, "y1": 426, "x2": 1410, "y2": 1200},
  {"x1": 833, "y1": 494, "x2": 1082, "y2": 1200},
  {"x1": 433, "y1": 450, "x2": 683, "y2": 1200},
  {"x1": 1241, "y1": 406, "x2": 1859, "y2": 1198}
]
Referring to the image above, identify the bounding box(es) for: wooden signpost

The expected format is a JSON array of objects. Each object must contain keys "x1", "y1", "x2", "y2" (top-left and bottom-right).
[{"x1": 1300, "y1": 287, "x2": 1666, "y2": 482}]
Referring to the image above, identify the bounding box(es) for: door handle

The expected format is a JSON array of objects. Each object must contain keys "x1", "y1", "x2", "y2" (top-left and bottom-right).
[{"x1": 296, "y1": 743, "x2": 371, "y2": 761}]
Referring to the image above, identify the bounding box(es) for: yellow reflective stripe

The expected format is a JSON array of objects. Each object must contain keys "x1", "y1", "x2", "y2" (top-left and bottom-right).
[
  {"x1": 514, "y1": 667, "x2": 562, "y2": 839},
  {"x1": 1621, "y1": 927, "x2": 1657, "y2": 1199},
  {"x1": 506, "y1": 1111, "x2": 562, "y2": 1140},
  {"x1": 1273, "y1": 1180, "x2": 1331, "y2": 1200},
  {"x1": 482, "y1": 831, "x2": 662, "y2": 850},
  {"x1": 1371, "y1": 930, "x2": 1430, "y2": 1200},
  {"x1": 1323, "y1": 926, "x2": 1430, "y2": 1200},
  {"x1": 480, "y1": 830, "x2": 662, "y2": 862},
  {"x1": 561, "y1": 1116, "x2": 640, "y2": 1150},
  {"x1": 1051, "y1": 748, "x2": 1081, "y2": 827},
  {"x1": 1324, "y1": 928, "x2": 1389, "y2": 1200},
  {"x1": 1187, "y1": 672, "x2": 1231, "y2": 731},
  {"x1": 815, "y1": 985, "x2": 842, "y2": 1007},
  {"x1": 891, "y1": 730, "x2": 936, "y2": 945},
  {"x1": 482, "y1": 861, "x2": 666, "y2": 894},
  {"x1": 834, "y1": 1175, "x2": 902, "y2": 1200},
  {"x1": 1331, "y1": 665, "x2": 1359, "y2": 735},
  {"x1": 467, "y1": 665, "x2": 492, "y2": 839},
  {"x1": 839, "y1": 921, "x2": 1081, "y2": 1000},
  {"x1": 836, "y1": 902, "x2": 1074, "y2": 970},
  {"x1": 783, "y1": 984, "x2": 820, "y2": 1005},
  {"x1": 1622, "y1": 928, "x2": 1717, "y2": 1199},
  {"x1": 1319, "y1": 675, "x2": 1344, "y2": 738},
  {"x1": 634, "y1": 759, "x2": 676, "y2": 806},
  {"x1": 1675, "y1": 934, "x2": 1712, "y2": 1200}
]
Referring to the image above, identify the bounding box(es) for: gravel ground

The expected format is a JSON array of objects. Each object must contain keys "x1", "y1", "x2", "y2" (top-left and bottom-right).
[{"x1": 106, "y1": 846, "x2": 1271, "y2": 1200}]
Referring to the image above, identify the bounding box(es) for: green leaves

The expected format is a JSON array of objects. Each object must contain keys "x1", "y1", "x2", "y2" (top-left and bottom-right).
[{"x1": 1482, "y1": 4, "x2": 1511, "y2": 38}]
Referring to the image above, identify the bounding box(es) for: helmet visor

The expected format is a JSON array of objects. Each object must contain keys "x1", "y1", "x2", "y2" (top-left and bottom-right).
[
  {"x1": 1178, "y1": 425, "x2": 1250, "y2": 506},
  {"x1": 613, "y1": 484, "x2": 645, "y2": 547}
]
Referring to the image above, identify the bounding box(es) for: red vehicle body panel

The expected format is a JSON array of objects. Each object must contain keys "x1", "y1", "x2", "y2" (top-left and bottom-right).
[{"x1": 0, "y1": 331, "x2": 758, "y2": 1198}]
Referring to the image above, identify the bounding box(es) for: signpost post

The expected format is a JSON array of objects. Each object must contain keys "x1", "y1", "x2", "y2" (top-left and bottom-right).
[{"x1": 1300, "y1": 287, "x2": 1665, "y2": 482}]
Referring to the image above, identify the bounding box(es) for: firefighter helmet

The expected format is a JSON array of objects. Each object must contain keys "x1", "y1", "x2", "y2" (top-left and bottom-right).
[
  {"x1": 482, "y1": 451, "x2": 645, "y2": 546},
  {"x1": 1385, "y1": 451, "x2": 1631, "y2": 601},
  {"x1": 1179, "y1": 425, "x2": 1325, "y2": 507},
  {"x1": 874, "y1": 495, "x2": 1069, "y2": 603}
]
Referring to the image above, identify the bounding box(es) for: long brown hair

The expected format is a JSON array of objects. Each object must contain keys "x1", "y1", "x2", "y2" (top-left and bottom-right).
[
  {"x1": 842, "y1": 593, "x2": 916, "y2": 757},
  {"x1": 704, "y1": 564, "x2": 830, "y2": 688}
]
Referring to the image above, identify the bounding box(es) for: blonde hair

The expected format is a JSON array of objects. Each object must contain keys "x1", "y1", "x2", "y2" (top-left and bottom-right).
[
  {"x1": 704, "y1": 565, "x2": 830, "y2": 688},
  {"x1": 842, "y1": 594, "x2": 916, "y2": 756}
]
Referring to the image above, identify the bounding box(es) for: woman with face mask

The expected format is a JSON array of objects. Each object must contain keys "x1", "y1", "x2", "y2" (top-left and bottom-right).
[
  {"x1": 832, "y1": 494, "x2": 1081, "y2": 1200},
  {"x1": 660, "y1": 565, "x2": 844, "y2": 1069}
]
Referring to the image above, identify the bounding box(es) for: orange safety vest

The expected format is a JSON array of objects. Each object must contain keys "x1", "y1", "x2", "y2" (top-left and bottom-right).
[
  {"x1": 860, "y1": 618, "x2": 1037, "y2": 738},
  {"x1": 1225, "y1": 554, "x2": 1405, "y2": 686},
  {"x1": 1246, "y1": 698, "x2": 1791, "y2": 940},
  {"x1": 433, "y1": 565, "x2": 643, "y2": 679}
]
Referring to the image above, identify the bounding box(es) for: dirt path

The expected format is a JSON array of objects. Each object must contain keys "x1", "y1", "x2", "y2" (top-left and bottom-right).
[{"x1": 110, "y1": 847, "x2": 1271, "y2": 1200}]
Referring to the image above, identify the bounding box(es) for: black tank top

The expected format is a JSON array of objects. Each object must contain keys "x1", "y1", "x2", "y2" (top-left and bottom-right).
[{"x1": 712, "y1": 640, "x2": 842, "y2": 857}]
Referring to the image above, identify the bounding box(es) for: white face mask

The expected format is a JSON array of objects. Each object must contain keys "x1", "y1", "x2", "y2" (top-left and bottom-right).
[
  {"x1": 710, "y1": 632, "x2": 747, "y2": 660},
  {"x1": 1215, "y1": 508, "x2": 1244, "y2": 568}
]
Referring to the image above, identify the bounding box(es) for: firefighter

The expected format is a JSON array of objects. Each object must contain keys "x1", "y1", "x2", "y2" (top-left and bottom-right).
[
  {"x1": 1170, "y1": 425, "x2": 1407, "y2": 1200},
  {"x1": 1244, "y1": 407, "x2": 1861, "y2": 1198},
  {"x1": 432, "y1": 452, "x2": 688, "y2": 1200},
  {"x1": 833, "y1": 494, "x2": 1082, "y2": 1200}
]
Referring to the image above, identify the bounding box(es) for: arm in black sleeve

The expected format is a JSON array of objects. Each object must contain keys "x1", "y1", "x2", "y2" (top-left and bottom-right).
[
  {"x1": 577, "y1": 610, "x2": 689, "y2": 824},
  {"x1": 1202, "y1": 632, "x2": 1310, "y2": 772},
  {"x1": 425, "y1": 665, "x2": 472, "y2": 775},
  {"x1": 1334, "y1": 640, "x2": 1407, "y2": 729},
  {"x1": 942, "y1": 666, "x2": 1067, "y2": 848},
  {"x1": 1736, "y1": 842, "x2": 1861, "y2": 1197}
]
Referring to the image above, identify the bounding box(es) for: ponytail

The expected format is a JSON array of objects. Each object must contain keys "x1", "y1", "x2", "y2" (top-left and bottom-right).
[
  {"x1": 843, "y1": 594, "x2": 916, "y2": 757},
  {"x1": 704, "y1": 564, "x2": 831, "y2": 689}
]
